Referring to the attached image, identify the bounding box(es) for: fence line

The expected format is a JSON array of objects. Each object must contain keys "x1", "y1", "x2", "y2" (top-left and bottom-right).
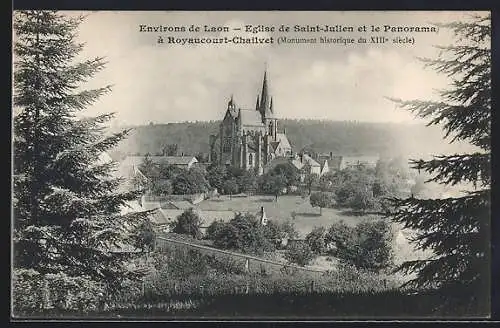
[{"x1": 155, "y1": 236, "x2": 327, "y2": 274}]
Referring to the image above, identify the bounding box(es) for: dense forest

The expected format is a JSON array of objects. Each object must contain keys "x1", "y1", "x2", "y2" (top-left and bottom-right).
[{"x1": 108, "y1": 119, "x2": 477, "y2": 161}]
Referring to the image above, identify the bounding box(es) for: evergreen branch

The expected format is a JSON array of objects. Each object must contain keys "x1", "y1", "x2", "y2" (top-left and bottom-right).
[
  {"x1": 410, "y1": 153, "x2": 490, "y2": 188},
  {"x1": 387, "y1": 98, "x2": 490, "y2": 150}
]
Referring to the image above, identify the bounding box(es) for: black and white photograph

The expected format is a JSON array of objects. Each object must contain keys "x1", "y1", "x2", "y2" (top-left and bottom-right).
[{"x1": 11, "y1": 10, "x2": 491, "y2": 319}]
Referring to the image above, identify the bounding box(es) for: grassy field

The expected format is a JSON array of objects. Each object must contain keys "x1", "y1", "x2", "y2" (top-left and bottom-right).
[
  {"x1": 196, "y1": 194, "x2": 431, "y2": 268},
  {"x1": 197, "y1": 194, "x2": 372, "y2": 238}
]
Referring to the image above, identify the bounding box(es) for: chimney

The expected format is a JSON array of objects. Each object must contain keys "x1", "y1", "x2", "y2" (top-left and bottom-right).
[{"x1": 330, "y1": 151, "x2": 333, "y2": 160}]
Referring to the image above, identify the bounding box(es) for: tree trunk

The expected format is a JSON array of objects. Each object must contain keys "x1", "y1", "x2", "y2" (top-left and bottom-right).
[{"x1": 31, "y1": 14, "x2": 42, "y2": 226}]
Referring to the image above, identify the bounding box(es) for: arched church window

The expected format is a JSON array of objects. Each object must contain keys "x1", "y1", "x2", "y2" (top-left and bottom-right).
[{"x1": 249, "y1": 153, "x2": 253, "y2": 166}]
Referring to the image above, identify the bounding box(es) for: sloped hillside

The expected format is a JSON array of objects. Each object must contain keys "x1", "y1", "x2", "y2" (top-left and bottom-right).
[{"x1": 108, "y1": 119, "x2": 477, "y2": 161}]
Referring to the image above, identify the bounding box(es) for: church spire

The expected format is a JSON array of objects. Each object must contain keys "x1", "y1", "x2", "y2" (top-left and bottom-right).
[
  {"x1": 270, "y1": 97, "x2": 273, "y2": 113},
  {"x1": 256, "y1": 94, "x2": 260, "y2": 110},
  {"x1": 260, "y1": 69, "x2": 270, "y2": 116}
]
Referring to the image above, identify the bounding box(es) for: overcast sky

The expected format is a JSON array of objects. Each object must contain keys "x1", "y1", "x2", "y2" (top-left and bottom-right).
[{"x1": 62, "y1": 11, "x2": 488, "y2": 126}]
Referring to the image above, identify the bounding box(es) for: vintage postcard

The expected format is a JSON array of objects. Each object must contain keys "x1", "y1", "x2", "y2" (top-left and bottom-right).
[{"x1": 11, "y1": 10, "x2": 491, "y2": 320}]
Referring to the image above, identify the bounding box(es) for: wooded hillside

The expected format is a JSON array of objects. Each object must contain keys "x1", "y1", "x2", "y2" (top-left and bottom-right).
[{"x1": 109, "y1": 119, "x2": 476, "y2": 161}]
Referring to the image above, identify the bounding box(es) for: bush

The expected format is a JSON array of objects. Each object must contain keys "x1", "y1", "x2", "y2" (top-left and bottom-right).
[
  {"x1": 222, "y1": 178, "x2": 239, "y2": 197},
  {"x1": 310, "y1": 192, "x2": 332, "y2": 215},
  {"x1": 284, "y1": 241, "x2": 315, "y2": 266},
  {"x1": 353, "y1": 220, "x2": 394, "y2": 271},
  {"x1": 157, "y1": 247, "x2": 209, "y2": 279},
  {"x1": 172, "y1": 208, "x2": 202, "y2": 239},
  {"x1": 305, "y1": 226, "x2": 327, "y2": 255},
  {"x1": 151, "y1": 178, "x2": 173, "y2": 196},
  {"x1": 205, "y1": 220, "x2": 226, "y2": 240},
  {"x1": 172, "y1": 167, "x2": 209, "y2": 195},
  {"x1": 132, "y1": 220, "x2": 156, "y2": 252},
  {"x1": 212, "y1": 213, "x2": 275, "y2": 255},
  {"x1": 326, "y1": 220, "x2": 355, "y2": 256},
  {"x1": 263, "y1": 220, "x2": 299, "y2": 248},
  {"x1": 12, "y1": 269, "x2": 105, "y2": 316},
  {"x1": 326, "y1": 220, "x2": 394, "y2": 272}
]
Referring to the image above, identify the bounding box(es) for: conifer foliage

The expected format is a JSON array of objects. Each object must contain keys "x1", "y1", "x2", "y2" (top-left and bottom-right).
[
  {"x1": 389, "y1": 14, "x2": 491, "y2": 301},
  {"x1": 13, "y1": 11, "x2": 147, "y2": 293}
]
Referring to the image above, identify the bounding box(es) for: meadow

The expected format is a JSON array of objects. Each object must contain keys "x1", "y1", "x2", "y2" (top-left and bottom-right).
[{"x1": 197, "y1": 194, "x2": 372, "y2": 238}]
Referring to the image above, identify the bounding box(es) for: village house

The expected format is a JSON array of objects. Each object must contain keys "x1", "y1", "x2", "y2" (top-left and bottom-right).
[
  {"x1": 118, "y1": 155, "x2": 198, "y2": 175},
  {"x1": 317, "y1": 152, "x2": 344, "y2": 172},
  {"x1": 339, "y1": 155, "x2": 380, "y2": 170}
]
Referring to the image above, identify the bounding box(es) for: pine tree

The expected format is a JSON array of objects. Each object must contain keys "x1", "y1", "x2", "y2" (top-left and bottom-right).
[
  {"x1": 388, "y1": 14, "x2": 490, "y2": 305},
  {"x1": 13, "y1": 11, "x2": 148, "y2": 293}
]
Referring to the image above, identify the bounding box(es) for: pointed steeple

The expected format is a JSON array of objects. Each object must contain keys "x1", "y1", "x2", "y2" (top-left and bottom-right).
[
  {"x1": 269, "y1": 97, "x2": 273, "y2": 113},
  {"x1": 256, "y1": 94, "x2": 260, "y2": 110},
  {"x1": 228, "y1": 94, "x2": 235, "y2": 109},
  {"x1": 260, "y1": 70, "x2": 269, "y2": 115}
]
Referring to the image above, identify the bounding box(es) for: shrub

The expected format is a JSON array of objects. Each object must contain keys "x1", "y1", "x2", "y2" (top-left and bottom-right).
[
  {"x1": 305, "y1": 226, "x2": 327, "y2": 255},
  {"x1": 12, "y1": 269, "x2": 105, "y2": 316},
  {"x1": 263, "y1": 220, "x2": 299, "y2": 248},
  {"x1": 205, "y1": 254, "x2": 246, "y2": 275},
  {"x1": 205, "y1": 220, "x2": 226, "y2": 240},
  {"x1": 284, "y1": 241, "x2": 315, "y2": 266},
  {"x1": 157, "y1": 247, "x2": 209, "y2": 279},
  {"x1": 310, "y1": 192, "x2": 332, "y2": 215},
  {"x1": 352, "y1": 220, "x2": 394, "y2": 271},
  {"x1": 12, "y1": 269, "x2": 43, "y2": 315},
  {"x1": 326, "y1": 220, "x2": 355, "y2": 256},
  {"x1": 212, "y1": 213, "x2": 274, "y2": 255},
  {"x1": 172, "y1": 208, "x2": 202, "y2": 239},
  {"x1": 326, "y1": 220, "x2": 394, "y2": 272},
  {"x1": 222, "y1": 178, "x2": 239, "y2": 197},
  {"x1": 132, "y1": 220, "x2": 156, "y2": 252}
]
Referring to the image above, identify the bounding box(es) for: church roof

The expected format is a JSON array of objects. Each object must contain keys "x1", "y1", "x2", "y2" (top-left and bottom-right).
[
  {"x1": 276, "y1": 133, "x2": 291, "y2": 150},
  {"x1": 239, "y1": 109, "x2": 264, "y2": 127},
  {"x1": 269, "y1": 141, "x2": 280, "y2": 152}
]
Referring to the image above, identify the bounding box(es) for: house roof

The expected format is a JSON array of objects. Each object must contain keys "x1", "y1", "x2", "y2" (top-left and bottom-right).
[
  {"x1": 163, "y1": 156, "x2": 198, "y2": 166},
  {"x1": 342, "y1": 155, "x2": 380, "y2": 167},
  {"x1": 239, "y1": 109, "x2": 264, "y2": 127},
  {"x1": 162, "y1": 200, "x2": 194, "y2": 210},
  {"x1": 317, "y1": 155, "x2": 344, "y2": 171},
  {"x1": 122, "y1": 155, "x2": 197, "y2": 166},
  {"x1": 329, "y1": 156, "x2": 343, "y2": 170},
  {"x1": 120, "y1": 199, "x2": 144, "y2": 215},
  {"x1": 291, "y1": 154, "x2": 321, "y2": 170},
  {"x1": 142, "y1": 200, "x2": 162, "y2": 211},
  {"x1": 149, "y1": 208, "x2": 173, "y2": 225}
]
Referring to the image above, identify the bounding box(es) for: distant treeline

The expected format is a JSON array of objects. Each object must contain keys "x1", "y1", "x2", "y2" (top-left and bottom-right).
[{"x1": 109, "y1": 119, "x2": 476, "y2": 161}]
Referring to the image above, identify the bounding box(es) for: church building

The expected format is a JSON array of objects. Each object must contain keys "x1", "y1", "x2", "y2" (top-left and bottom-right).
[{"x1": 209, "y1": 70, "x2": 292, "y2": 175}]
